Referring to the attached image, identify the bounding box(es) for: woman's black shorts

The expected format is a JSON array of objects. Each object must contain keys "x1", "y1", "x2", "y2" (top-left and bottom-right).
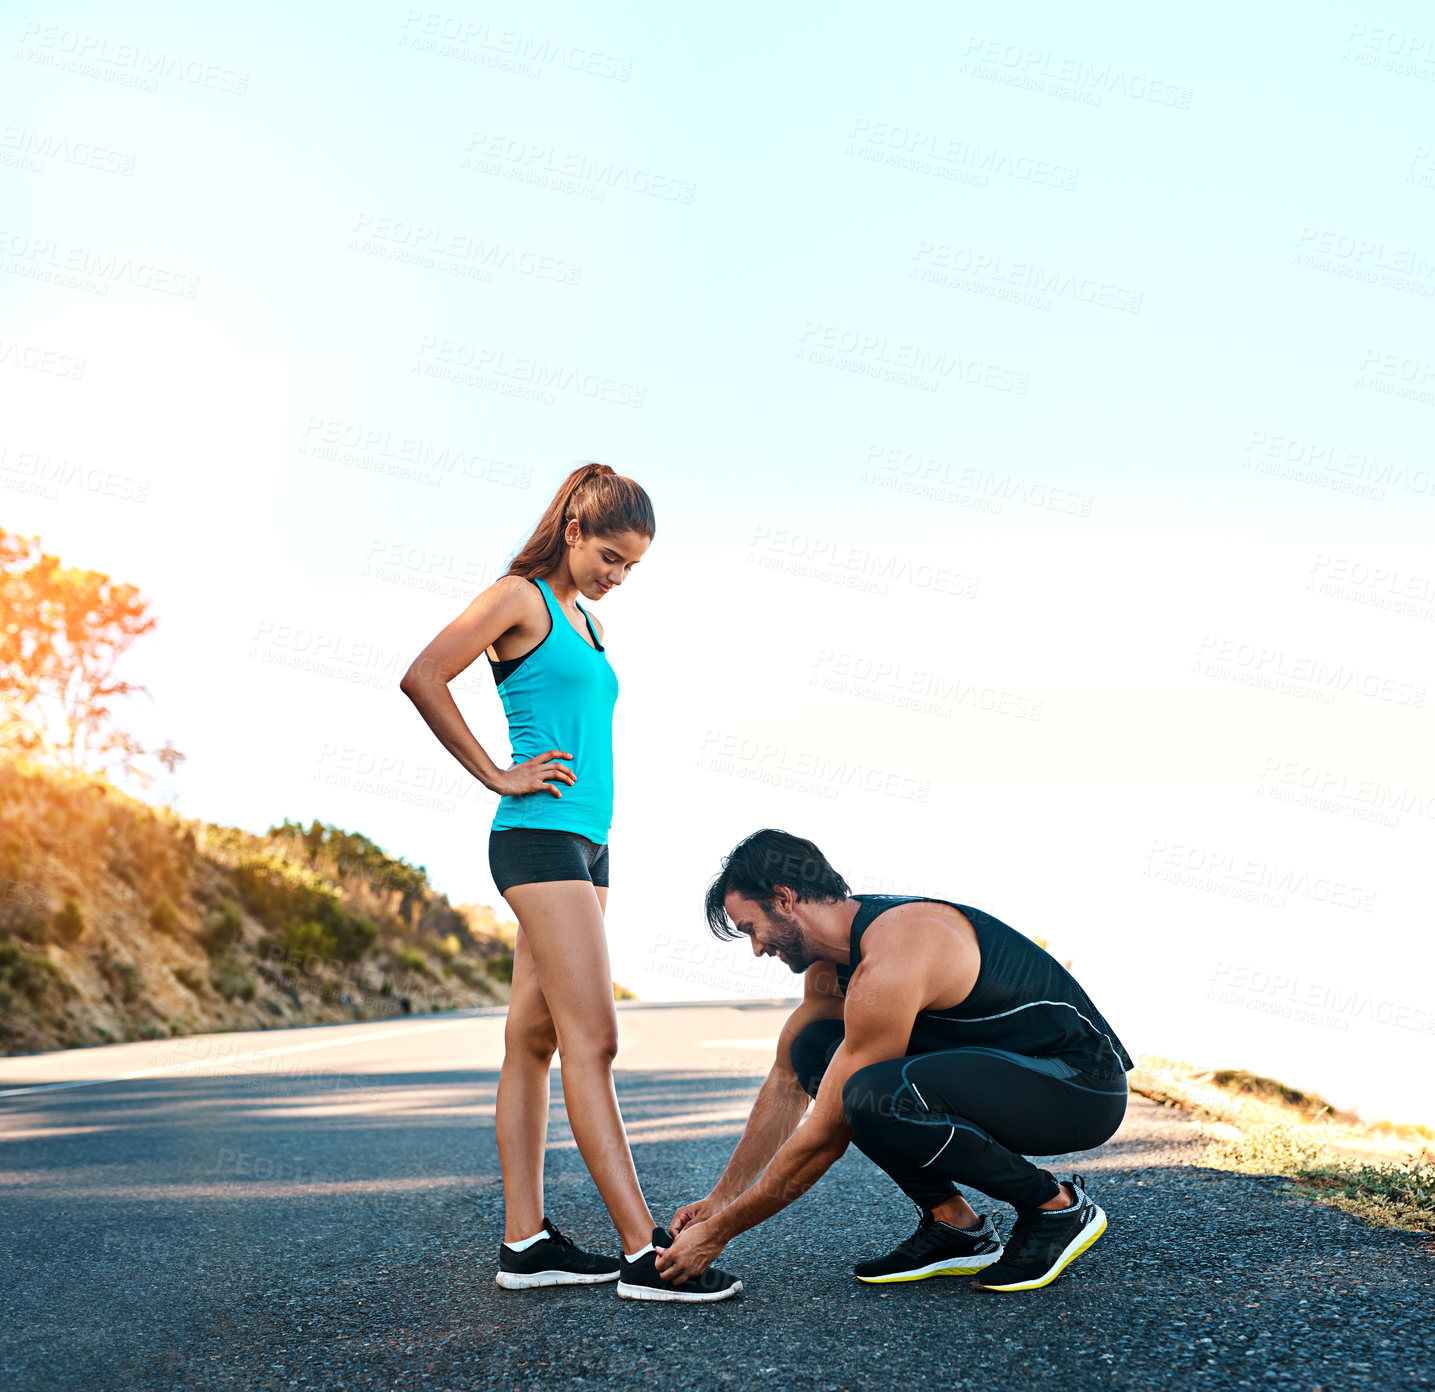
[{"x1": 488, "y1": 828, "x2": 610, "y2": 894}]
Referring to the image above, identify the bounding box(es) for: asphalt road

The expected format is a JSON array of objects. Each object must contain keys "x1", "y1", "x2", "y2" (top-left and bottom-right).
[{"x1": 1, "y1": 1003, "x2": 1431, "y2": 1392}]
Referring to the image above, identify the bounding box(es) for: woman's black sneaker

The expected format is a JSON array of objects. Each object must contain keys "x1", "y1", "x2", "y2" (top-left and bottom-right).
[
  {"x1": 854, "y1": 1207, "x2": 1004, "y2": 1283},
  {"x1": 616, "y1": 1227, "x2": 744, "y2": 1303},
  {"x1": 973, "y1": 1174, "x2": 1107, "y2": 1292},
  {"x1": 495, "y1": 1218, "x2": 622, "y2": 1289}
]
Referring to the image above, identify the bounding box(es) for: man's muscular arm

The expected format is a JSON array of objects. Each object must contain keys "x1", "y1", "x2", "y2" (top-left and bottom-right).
[
  {"x1": 657, "y1": 930, "x2": 937, "y2": 1284},
  {"x1": 671, "y1": 963, "x2": 843, "y2": 1233}
]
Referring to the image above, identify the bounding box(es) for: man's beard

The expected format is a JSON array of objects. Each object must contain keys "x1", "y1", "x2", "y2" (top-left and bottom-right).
[{"x1": 764, "y1": 907, "x2": 812, "y2": 974}]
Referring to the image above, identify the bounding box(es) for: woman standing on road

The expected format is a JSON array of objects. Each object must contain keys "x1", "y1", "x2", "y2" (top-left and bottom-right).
[{"x1": 400, "y1": 463, "x2": 741, "y2": 1303}]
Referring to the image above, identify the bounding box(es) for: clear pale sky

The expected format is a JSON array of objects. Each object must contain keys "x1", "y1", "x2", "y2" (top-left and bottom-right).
[{"x1": 5, "y1": 1, "x2": 1433, "y2": 1124}]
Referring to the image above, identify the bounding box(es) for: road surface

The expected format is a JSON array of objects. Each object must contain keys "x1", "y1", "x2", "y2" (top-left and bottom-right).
[{"x1": 1, "y1": 1003, "x2": 1430, "y2": 1390}]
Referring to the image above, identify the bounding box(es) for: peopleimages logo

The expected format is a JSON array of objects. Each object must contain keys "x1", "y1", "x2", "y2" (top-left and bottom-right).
[
  {"x1": 847, "y1": 119, "x2": 1080, "y2": 191},
  {"x1": 0, "y1": 230, "x2": 199, "y2": 298},
  {"x1": 462, "y1": 132, "x2": 695, "y2": 203},
  {"x1": 910, "y1": 242, "x2": 1144, "y2": 315},
  {"x1": 399, "y1": 9, "x2": 633, "y2": 81},
  {"x1": 811, "y1": 648, "x2": 1043, "y2": 722},
  {"x1": 1257, "y1": 757, "x2": 1435, "y2": 829},
  {"x1": 15, "y1": 22, "x2": 249, "y2": 93},
  {"x1": 350, "y1": 213, "x2": 582, "y2": 286},
  {"x1": 747, "y1": 526, "x2": 980, "y2": 599},
  {"x1": 696, "y1": 730, "x2": 931, "y2": 804},
  {"x1": 1144, "y1": 839, "x2": 1376, "y2": 912},
  {"x1": 863, "y1": 444, "x2": 1093, "y2": 517},
  {"x1": 412, "y1": 336, "x2": 646, "y2": 409},
  {"x1": 0, "y1": 443, "x2": 149, "y2": 503},
  {"x1": 958, "y1": 36, "x2": 1194, "y2": 108},
  {"x1": 1210, "y1": 963, "x2": 1435, "y2": 1035},
  {"x1": 796, "y1": 322, "x2": 1029, "y2": 395},
  {"x1": 1194, "y1": 635, "x2": 1426, "y2": 708}
]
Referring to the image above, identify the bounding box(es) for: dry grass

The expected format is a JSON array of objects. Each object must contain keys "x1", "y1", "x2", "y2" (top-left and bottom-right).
[
  {"x1": 1132, "y1": 1056, "x2": 1435, "y2": 1234},
  {"x1": 0, "y1": 753, "x2": 518, "y2": 1052}
]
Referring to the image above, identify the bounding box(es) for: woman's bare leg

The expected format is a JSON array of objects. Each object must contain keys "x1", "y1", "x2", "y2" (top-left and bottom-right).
[
  {"x1": 502, "y1": 879, "x2": 654, "y2": 1253},
  {"x1": 494, "y1": 925, "x2": 558, "y2": 1242}
]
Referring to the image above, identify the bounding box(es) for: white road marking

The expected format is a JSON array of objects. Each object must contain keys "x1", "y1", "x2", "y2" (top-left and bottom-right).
[{"x1": 0, "y1": 1018, "x2": 478, "y2": 1100}]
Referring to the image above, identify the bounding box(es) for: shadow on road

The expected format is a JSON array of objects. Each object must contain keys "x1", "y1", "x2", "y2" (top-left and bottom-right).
[{"x1": 3, "y1": 1067, "x2": 1432, "y2": 1390}]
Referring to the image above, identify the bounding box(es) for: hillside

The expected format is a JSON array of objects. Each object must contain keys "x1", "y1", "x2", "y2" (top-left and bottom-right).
[
  {"x1": 1132, "y1": 1057, "x2": 1434, "y2": 1232},
  {"x1": 0, "y1": 754, "x2": 516, "y2": 1054}
]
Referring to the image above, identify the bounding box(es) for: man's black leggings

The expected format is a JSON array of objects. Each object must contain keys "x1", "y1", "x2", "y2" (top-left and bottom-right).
[{"x1": 790, "y1": 1019, "x2": 1127, "y2": 1212}]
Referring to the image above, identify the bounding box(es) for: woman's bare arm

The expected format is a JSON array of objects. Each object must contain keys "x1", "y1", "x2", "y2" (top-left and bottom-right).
[{"x1": 399, "y1": 576, "x2": 576, "y2": 798}]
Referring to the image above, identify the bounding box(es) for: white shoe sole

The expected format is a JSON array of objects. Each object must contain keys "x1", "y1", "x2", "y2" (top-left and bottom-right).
[
  {"x1": 495, "y1": 1269, "x2": 621, "y2": 1289},
  {"x1": 856, "y1": 1250, "x2": 1004, "y2": 1283},
  {"x1": 616, "y1": 1278, "x2": 744, "y2": 1303},
  {"x1": 974, "y1": 1204, "x2": 1108, "y2": 1292}
]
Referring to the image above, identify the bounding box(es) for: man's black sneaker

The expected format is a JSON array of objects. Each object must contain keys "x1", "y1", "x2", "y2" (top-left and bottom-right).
[
  {"x1": 616, "y1": 1226, "x2": 743, "y2": 1303},
  {"x1": 495, "y1": 1218, "x2": 621, "y2": 1289},
  {"x1": 973, "y1": 1174, "x2": 1107, "y2": 1292},
  {"x1": 854, "y1": 1207, "x2": 1004, "y2": 1283}
]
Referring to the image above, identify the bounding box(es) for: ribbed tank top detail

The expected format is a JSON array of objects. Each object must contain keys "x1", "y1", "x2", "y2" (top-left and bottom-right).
[{"x1": 489, "y1": 576, "x2": 619, "y2": 844}]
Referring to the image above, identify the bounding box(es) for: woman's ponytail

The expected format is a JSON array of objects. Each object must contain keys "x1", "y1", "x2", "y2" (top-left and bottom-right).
[{"x1": 506, "y1": 463, "x2": 655, "y2": 579}]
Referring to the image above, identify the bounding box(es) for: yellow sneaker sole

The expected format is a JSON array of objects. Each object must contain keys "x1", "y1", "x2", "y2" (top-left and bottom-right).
[
  {"x1": 856, "y1": 1257, "x2": 1001, "y2": 1284},
  {"x1": 973, "y1": 1210, "x2": 1107, "y2": 1292}
]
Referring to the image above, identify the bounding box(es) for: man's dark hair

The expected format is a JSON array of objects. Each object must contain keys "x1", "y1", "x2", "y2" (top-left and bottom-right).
[{"x1": 703, "y1": 829, "x2": 851, "y2": 940}]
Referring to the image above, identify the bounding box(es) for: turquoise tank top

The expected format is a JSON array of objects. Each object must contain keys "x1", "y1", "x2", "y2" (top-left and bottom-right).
[{"x1": 489, "y1": 575, "x2": 619, "y2": 844}]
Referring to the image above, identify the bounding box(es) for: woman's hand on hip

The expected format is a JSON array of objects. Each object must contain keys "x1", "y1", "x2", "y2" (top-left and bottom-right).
[{"x1": 491, "y1": 750, "x2": 576, "y2": 797}]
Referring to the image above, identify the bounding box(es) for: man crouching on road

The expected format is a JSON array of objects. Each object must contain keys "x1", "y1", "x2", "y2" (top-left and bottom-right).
[{"x1": 656, "y1": 829, "x2": 1134, "y2": 1293}]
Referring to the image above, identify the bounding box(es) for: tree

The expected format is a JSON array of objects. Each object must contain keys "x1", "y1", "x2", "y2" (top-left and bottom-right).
[
  {"x1": 0, "y1": 526, "x2": 182, "y2": 786},
  {"x1": 156, "y1": 740, "x2": 186, "y2": 776}
]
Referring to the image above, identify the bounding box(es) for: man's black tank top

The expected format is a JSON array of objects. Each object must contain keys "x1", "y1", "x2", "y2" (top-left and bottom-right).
[{"x1": 835, "y1": 895, "x2": 1134, "y2": 1080}]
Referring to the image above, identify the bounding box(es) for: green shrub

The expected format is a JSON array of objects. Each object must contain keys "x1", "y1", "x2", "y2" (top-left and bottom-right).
[
  {"x1": 0, "y1": 941, "x2": 61, "y2": 1004},
  {"x1": 395, "y1": 946, "x2": 432, "y2": 977},
  {"x1": 233, "y1": 852, "x2": 377, "y2": 964},
  {"x1": 448, "y1": 959, "x2": 491, "y2": 991},
  {"x1": 107, "y1": 959, "x2": 141, "y2": 1004},
  {"x1": 330, "y1": 911, "x2": 378, "y2": 964},
  {"x1": 211, "y1": 964, "x2": 256, "y2": 1002},
  {"x1": 201, "y1": 898, "x2": 243, "y2": 956},
  {"x1": 1291, "y1": 1156, "x2": 1435, "y2": 1233},
  {"x1": 281, "y1": 920, "x2": 337, "y2": 965},
  {"x1": 173, "y1": 964, "x2": 205, "y2": 993},
  {"x1": 488, "y1": 952, "x2": 514, "y2": 984},
  {"x1": 0, "y1": 892, "x2": 49, "y2": 943},
  {"x1": 268, "y1": 819, "x2": 430, "y2": 900},
  {"x1": 149, "y1": 895, "x2": 178, "y2": 936},
  {"x1": 1211, "y1": 1068, "x2": 1339, "y2": 1119},
  {"x1": 234, "y1": 851, "x2": 338, "y2": 928},
  {"x1": 53, "y1": 897, "x2": 86, "y2": 944}
]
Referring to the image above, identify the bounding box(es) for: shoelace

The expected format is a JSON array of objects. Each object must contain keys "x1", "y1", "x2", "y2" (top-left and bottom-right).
[
  {"x1": 543, "y1": 1222, "x2": 578, "y2": 1252},
  {"x1": 903, "y1": 1208, "x2": 965, "y2": 1255}
]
